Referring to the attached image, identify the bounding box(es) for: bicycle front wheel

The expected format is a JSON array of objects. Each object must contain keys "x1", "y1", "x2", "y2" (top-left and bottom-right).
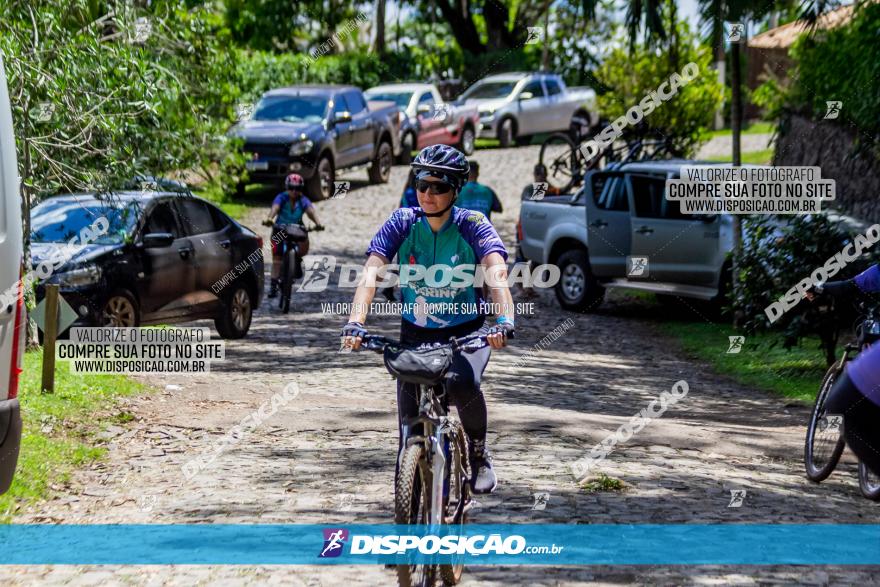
[
  {"x1": 280, "y1": 250, "x2": 294, "y2": 314},
  {"x1": 859, "y1": 461, "x2": 880, "y2": 501},
  {"x1": 538, "y1": 133, "x2": 580, "y2": 194},
  {"x1": 440, "y1": 422, "x2": 470, "y2": 586},
  {"x1": 804, "y1": 364, "x2": 846, "y2": 481},
  {"x1": 396, "y1": 444, "x2": 436, "y2": 587}
]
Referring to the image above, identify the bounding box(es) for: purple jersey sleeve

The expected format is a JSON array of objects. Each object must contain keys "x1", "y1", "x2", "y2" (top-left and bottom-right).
[
  {"x1": 366, "y1": 209, "x2": 416, "y2": 260},
  {"x1": 455, "y1": 208, "x2": 508, "y2": 261},
  {"x1": 301, "y1": 196, "x2": 314, "y2": 209},
  {"x1": 855, "y1": 264, "x2": 880, "y2": 294},
  {"x1": 272, "y1": 193, "x2": 287, "y2": 207}
]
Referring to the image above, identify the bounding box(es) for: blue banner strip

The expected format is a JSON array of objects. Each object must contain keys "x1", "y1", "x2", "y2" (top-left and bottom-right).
[{"x1": 1, "y1": 524, "x2": 879, "y2": 565}]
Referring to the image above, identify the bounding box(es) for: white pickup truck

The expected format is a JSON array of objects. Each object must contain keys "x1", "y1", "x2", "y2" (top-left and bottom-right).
[{"x1": 458, "y1": 72, "x2": 598, "y2": 148}]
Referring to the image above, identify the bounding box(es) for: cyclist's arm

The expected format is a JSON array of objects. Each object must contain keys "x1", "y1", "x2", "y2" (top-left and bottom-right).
[
  {"x1": 815, "y1": 265, "x2": 880, "y2": 298},
  {"x1": 305, "y1": 205, "x2": 321, "y2": 226},
  {"x1": 482, "y1": 251, "x2": 514, "y2": 350},
  {"x1": 267, "y1": 203, "x2": 280, "y2": 224},
  {"x1": 344, "y1": 253, "x2": 388, "y2": 349}
]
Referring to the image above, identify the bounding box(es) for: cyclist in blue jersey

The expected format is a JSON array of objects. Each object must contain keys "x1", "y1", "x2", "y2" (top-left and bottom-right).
[
  {"x1": 810, "y1": 263, "x2": 880, "y2": 475},
  {"x1": 399, "y1": 169, "x2": 419, "y2": 208},
  {"x1": 341, "y1": 145, "x2": 515, "y2": 494},
  {"x1": 457, "y1": 161, "x2": 503, "y2": 221},
  {"x1": 265, "y1": 173, "x2": 323, "y2": 298}
]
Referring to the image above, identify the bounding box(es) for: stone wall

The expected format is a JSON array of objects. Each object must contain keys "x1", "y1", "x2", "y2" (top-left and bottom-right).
[{"x1": 774, "y1": 113, "x2": 880, "y2": 223}]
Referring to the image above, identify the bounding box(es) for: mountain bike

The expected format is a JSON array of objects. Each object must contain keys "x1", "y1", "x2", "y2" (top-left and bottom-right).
[
  {"x1": 538, "y1": 132, "x2": 682, "y2": 193},
  {"x1": 804, "y1": 299, "x2": 880, "y2": 500},
  {"x1": 264, "y1": 221, "x2": 324, "y2": 314},
  {"x1": 356, "y1": 332, "x2": 487, "y2": 586}
]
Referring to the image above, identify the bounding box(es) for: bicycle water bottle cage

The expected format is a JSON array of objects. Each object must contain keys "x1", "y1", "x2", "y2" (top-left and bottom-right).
[{"x1": 383, "y1": 345, "x2": 453, "y2": 385}]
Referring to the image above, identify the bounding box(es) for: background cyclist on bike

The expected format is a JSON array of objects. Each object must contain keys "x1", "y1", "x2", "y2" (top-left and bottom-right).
[
  {"x1": 808, "y1": 263, "x2": 880, "y2": 476},
  {"x1": 340, "y1": 145, "x2": 515, "y2": 494},
  {"x1": 265, "y1": 173, "x2": 323, "y2": 298}
]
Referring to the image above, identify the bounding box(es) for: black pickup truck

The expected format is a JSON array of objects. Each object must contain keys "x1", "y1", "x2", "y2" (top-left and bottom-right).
[{"x1": 230, "y1": 85, "x2": 401, "y2": 200}]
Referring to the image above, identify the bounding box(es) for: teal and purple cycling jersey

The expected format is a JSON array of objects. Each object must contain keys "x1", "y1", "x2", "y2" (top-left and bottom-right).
[
  {"x1": 366, "y1": 207, "x2": 508, "y2": 328},
  {"x1": 273, "y1": 192, "x2": 313, "y2": 225},
  {"x1": 849, "y1": 264, "x2": 880, "y2": 403}
]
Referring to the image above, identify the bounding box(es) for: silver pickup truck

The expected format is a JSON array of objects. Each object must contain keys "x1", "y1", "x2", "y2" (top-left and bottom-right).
[
  {"x1": 458, "y1": 72, "x2": 597, "y2": 148},
  {"x1": 519, "y1": 160, "x2": 736, "y2": 311}
]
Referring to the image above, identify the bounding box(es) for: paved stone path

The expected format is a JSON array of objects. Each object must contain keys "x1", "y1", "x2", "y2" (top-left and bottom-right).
[{"x1": 4, "y1": 144, "x2": 879, "y2": 586}]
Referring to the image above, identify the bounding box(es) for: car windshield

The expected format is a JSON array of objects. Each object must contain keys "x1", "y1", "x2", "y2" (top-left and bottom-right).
[
  {"x1": 31, "y1": 198, "x2": 141, "y2": 245},
  {"x1": 252, "y1": 95, "x2": 328, "y2": 123},
  {"x1": 460, "y1": 82, "x2": 517, "y2": 100},
  {"x1": 365, "y1": 91, "x2": 413, "y2": 109}
]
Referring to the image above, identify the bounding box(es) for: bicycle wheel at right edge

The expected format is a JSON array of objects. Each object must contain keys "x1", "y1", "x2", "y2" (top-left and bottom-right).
[
  {"x1": 440, "y1": 422, "x2": 470, "y2": 586},
  {"x1": 804, "y1": 364, "x2": 847, "y2": 482},
  {"x1": 858, "y1": 461, "x2": 880, "y2": 501},
  {"x1": 396, "y1": 444, "x2": 436, "y2": 587}
]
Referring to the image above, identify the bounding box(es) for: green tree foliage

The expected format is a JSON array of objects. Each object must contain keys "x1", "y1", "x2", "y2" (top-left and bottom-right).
[
  {"x1": 0, "y1": 0, "x2": 241, "y2": 216},
  {"x1": 786, "y1": 2, "x2": 880, "y2": 141},
  {"x1": 593, "y1": 24, "x2": 723, "y2": 156}
]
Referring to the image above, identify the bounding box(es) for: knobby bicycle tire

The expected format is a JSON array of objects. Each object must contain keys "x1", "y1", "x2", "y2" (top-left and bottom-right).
[
  {"x1": 804, "y1": 364, "x2": 847, "y2": 482},
  {"x1": 395, "y1": 443, "x2": 436, "y2": 587},
  {"x1": 440, "y1": 421, "x2": 470, "y2": 586},
  {"x1": 280, "y1": 249, "x2": 294, "y2": 314},
  {"x1": 858, "y1": 461, "x2": 880, "y2": 501},
  {"x1": 538, "y1": 133, "x2": 580, "y2": 194}
]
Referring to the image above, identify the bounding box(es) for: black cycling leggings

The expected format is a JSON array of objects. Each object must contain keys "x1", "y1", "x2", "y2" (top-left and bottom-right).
[
  {"x1": 396, "y1": 318, "x2": 490, "y2": 458},
  {"x1": 824, "y1": 370, "x2": 880, "y2": 476}
]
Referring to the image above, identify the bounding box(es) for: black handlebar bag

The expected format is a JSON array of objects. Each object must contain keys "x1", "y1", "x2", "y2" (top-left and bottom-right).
[
  {"x1": 280, "y1": 224, "x2": 308, "y2": 242},
  {"x1": 383, "y1": 345, "x2": 454, "y2": 385}
]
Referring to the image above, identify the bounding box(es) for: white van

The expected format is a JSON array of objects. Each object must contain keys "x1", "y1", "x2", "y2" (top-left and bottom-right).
[{"x1": 0, "y1": 54, "x2": 24, "y2": 494}]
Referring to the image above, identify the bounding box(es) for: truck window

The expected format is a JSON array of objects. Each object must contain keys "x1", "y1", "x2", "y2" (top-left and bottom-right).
[
  {"x1": 344, "y1": 91, "x2": 366, "y2": 114},
  {"x1": 594, "y1": 177, "x2": 628, "y2": 211},
  {"x1": 521, "y1": 80, "x2": 545, "y2": 98},
  {"x1": 418, "y1": 92, "x2": 434, "y2": 106},
  {"x1": 144, "y1": 201, "x2": 181, "y2": 238},
  {"x1": 545, "y1": 79, "x2": 562, "y2": 96},
  {"x1": 630, "y1": 175, "x2": 670, "y2": 219}
]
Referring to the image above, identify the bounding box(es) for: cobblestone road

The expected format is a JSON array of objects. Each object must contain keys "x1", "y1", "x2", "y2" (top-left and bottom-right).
[{"x1": 4, "y1": 145, "x2": 879, "y2": 586}]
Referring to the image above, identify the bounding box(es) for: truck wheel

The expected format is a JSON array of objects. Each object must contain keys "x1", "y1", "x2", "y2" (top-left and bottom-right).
[
  {"x1": 498, "y1": 118, "x2": 515, "y2": 148},
  {"x1": 397, "y1": 132, "x2": 416, "y2": 164},
  {"x1": 307, "y1": 156, "x2": 334, "y2": 200},
  {"x1": 459, "y1": 126, "x2": 475, "y2": 155},
  {"x1": 554, "y1": 250, "x2": 604, "y2": 312},
  {"x1": 368, "y1": 141, "x2": 393, "y2": 184}
]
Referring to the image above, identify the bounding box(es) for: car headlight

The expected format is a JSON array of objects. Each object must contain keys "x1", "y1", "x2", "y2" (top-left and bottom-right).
[
  {"x1": 481, "y1": 108, "x2": 496, "y2": 118},
  {"x1": 289, "y1": 140, "x2": 314, "y2": 156},
  {"x1": 50, "y1": 264, "x2": 102, "y2": 287}
]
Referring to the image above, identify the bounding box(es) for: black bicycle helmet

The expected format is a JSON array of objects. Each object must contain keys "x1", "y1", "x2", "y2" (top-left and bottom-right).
[{"x1": 410, "y1": 144, "x2": 470, "y2": 192}]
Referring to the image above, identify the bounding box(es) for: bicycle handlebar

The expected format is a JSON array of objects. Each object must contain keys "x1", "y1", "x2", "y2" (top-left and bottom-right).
[{"x1": 357, "y1": 332, "x2": 489, "y2": 354}]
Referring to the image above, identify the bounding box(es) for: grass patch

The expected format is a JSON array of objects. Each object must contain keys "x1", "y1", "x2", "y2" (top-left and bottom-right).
[
  {"x1": 0, "y1": 351, "x2": 145, "y2": 522},
  {"x1": 580, "y1": 473, "x2": 625, "y2": 493},
  {"x1": 663, "y1": 321, "x2": 827, "y2": 403},
  {"x1": 196, "y1": 182, "x2": 272, "y2": 221},
  {"x1": 709, "y1": 121, "x2": 775, "y2": 138}
]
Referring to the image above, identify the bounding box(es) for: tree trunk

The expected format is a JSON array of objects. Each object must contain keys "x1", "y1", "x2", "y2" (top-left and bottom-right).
[
  {"x1": 541, "y1": 0, "x2": 550, "y2": 71},
  {"x1": 730, "y1": 38, "x2": 743, "y2": 313},
  {"x1": 373, "y1": 0, "x2": 386, "y2": 54},
  {"x1": 434, "y1": 0, "x2": 485, "y2": 54}
]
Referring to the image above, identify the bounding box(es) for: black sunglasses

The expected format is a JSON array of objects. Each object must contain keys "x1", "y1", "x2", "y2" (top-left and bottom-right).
[{"x1": 416, "y1": 180, "x2": 453, "y2": 195}]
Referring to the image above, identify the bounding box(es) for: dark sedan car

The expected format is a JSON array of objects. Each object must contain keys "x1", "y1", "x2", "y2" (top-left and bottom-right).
[{"x1": 31, "y1": 191, "x2": 264, "y2": 338}]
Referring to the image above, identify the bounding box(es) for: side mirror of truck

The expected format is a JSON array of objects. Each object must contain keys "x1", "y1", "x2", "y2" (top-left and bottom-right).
[
  {"x1": 333, "y1": 111, "x2": 352, "y2": 124},
  {"x1": 518, "y1": 91, "x2": 534, "y2": 101},
  {"x1": 417, "y1": 104, "x2": 432, "y2": 115}
]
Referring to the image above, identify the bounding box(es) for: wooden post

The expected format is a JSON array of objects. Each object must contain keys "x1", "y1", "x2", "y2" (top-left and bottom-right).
[{"x1": 41, "y1": 284, "x2": 59, "y2": 394}]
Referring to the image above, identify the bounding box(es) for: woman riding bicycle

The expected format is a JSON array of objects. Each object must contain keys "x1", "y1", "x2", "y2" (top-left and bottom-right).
[
  {"x1": 340, "y1": 145, "x2": 515, "y2": 494},
  {"x1": 810, "y1": 263, "x2": 880, "y2": 476},
  {"x1": 265, "y1": 173, "x2": 323, "y2": 298}
]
